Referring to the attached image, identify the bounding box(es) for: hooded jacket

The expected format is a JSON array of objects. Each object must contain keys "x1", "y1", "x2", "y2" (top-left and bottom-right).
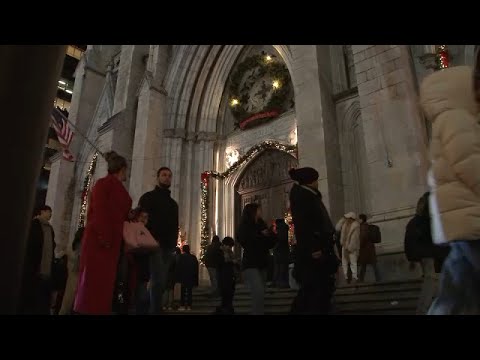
[
  {"x1": 420, "y1": 66, "x2": 480, "y2": 242},
  {"x1": 336, "y1": 212, "x2": 360, "y2": 253}
]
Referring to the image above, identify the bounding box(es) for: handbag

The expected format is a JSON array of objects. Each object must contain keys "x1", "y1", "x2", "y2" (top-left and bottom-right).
[{"x1": 123, "y1": 221, "x2": 159, "y2": 251}]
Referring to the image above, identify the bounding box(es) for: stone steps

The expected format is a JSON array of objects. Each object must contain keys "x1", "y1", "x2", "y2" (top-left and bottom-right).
[{"x1": 165, "y1": 279, "x2": 422, "y2": 315}]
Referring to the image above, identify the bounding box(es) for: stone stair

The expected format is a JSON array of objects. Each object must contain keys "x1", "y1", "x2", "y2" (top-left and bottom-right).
[{"x1": 165, "y1": 278, "x2": 423, "y2": 315}]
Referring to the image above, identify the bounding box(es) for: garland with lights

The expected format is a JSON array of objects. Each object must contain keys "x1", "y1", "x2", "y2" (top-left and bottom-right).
[
  {"x1": 200, "y1": 140, "x2": 297, "y2": 263},
  {"x1": 284, "y1": 208, "x2": 295, "y2": 247},
  {"x1": 436, "y1": 45, "x2": 449, "y2": 70},
  {"x1": 78, "y1": 152, "x2": 98, "y2": 229},
  {"x1": 229, "y1": 52, "x2": 293, "y2": 130}
]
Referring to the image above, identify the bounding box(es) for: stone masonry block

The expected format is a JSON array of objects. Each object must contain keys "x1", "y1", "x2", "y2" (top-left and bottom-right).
[
  {"x1": 380, "y1": 59, "x2": 396, "y2": 75},
  {"x1": 375, "y1": 45, "x2": 391, "y2": 55},
  {"x1": 376, "y1": 47, "x2": 401, "y2": 64},
  {"x1": 358, "y1": 77, "x2": 380, "y2": 96},
  {"x1": 365, "y1": 47, "x2": 377, "y2": 59},
  {"x1": 380, "y1": 68, "x2": 404, "y2": 88},
  {"x1": 356, "y1": 71, "x2": 367, "y2": 84},
  {"x1": 394, "y1": 58, "x2": 403, "y2": 69},
  {"x1": 360, "y1": 92, "x2": 377, "y2": 107},
  {"x1": 354, "y1": 51, "x2": 366, "y2": 64},
  {"x1": 352, "y1": 45, "x2": 374, "y2": 54},
  {"x1": 378, "y1": 85, "x2": 397, "y2": 100},
  {"x1": 396, "y1": 82, "x2": 407, "y2": 99},
  {"x1": 355, "y1": 58, "x2": 375, "y2": 74},
  {"x1": 366, "y1": 68, "x2": 377, "y2": 81}
]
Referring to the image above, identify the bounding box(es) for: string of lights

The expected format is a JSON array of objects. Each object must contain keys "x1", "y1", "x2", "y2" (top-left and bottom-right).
[{"x1": 77, "y1": 152, "x2": 98, "y2": 228}]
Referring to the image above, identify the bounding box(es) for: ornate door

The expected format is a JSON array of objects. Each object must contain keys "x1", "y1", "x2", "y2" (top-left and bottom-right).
[{"x1": 235, "y1": 149, "x2": 298, "y2": 228}]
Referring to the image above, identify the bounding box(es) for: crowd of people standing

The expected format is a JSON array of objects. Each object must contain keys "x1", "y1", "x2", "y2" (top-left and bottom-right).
[{"x1": 18, "y1": 61, "x2": 480, "y2": 316}]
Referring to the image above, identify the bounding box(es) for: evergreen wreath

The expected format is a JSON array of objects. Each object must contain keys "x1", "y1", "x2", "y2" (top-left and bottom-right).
[{"x1": 229, "y1": 51, "x2": 294, "y2": 130}]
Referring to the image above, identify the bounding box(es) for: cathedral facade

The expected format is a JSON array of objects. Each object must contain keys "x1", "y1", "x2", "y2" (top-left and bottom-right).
[{"x1": 46, "y1": 45, "x2": 478, "y2": 280}]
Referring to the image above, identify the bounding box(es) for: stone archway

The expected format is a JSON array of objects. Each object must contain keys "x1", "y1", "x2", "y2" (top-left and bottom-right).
[{"x1": 234, "y1": 149, "x2": 298, "y2": 231}]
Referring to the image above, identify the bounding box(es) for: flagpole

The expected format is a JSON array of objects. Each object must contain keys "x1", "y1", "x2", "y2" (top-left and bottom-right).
[{"x1": 53, "y1": 107, "x2": 105, "y2": 159}]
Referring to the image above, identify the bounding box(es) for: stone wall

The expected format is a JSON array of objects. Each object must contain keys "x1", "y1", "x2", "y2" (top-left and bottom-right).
[{"x1": 224, "y1": 111, "x2": 296, "y2": 158}]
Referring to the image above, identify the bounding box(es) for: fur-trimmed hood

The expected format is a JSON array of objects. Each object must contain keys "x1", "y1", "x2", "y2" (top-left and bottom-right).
[
  {"x1": 340, "y1": 217, "x2": 361, "y2": 252},
  {"x1": 335, "y1": 212, "x2": 357, "y2": 232}
]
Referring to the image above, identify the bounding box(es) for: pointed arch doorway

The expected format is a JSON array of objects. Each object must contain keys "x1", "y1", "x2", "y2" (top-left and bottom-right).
[{"x1": 234, "y1": 149, "x2": 298, "y2": 235}]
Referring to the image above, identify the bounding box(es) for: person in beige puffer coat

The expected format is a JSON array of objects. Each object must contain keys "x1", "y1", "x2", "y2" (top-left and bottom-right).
[
  {"x1": 336, "y1": 212, "x2": 361, "y2": 283},
  {"x1": 420, "y1": 65, "x2": 480, "y2": 314}
]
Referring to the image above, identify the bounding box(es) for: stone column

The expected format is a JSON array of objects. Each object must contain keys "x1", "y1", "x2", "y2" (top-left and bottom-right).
[
  {"x1": 47, "y1": 52, "x2": 106, "y2": 251},
  {"x1": 0, "y1": 45, "x2": 65, "y2": 314},
  {"x1": 290, "y1": 45, "x2": 344, "y2": 221},
  {"x1": 352, "y1": 45, "x2": 429, "y2": 254},
  {"x1": 129, "y1": 81, "x2": 168, "y2": 205},
  {"x1": 110, "y1": 45, "x2": 149, "y2": 181}
]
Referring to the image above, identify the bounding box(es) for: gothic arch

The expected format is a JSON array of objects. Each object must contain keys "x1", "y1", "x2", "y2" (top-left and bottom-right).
[{"x1": 339, "y1": 100, "x2": 368, "y2": 215}]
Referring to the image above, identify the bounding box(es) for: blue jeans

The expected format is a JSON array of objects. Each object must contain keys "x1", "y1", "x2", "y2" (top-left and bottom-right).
[
  {"x1": 428, "y1": 241, "x2": 480, "y2": 315},
  {"x1": 243, "y1": 268, "x2": 267, "y2": 315},
  {"x1": 149, "y1": 248, "x2": 175, "y2": 315}
]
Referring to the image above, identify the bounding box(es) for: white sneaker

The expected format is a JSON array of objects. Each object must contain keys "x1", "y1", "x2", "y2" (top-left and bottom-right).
[{"x1": 178, "y1": 306, "x2": 186, "y2": 311}]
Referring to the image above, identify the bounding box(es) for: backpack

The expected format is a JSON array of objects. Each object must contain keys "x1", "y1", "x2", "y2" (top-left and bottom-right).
[{"x1": 368, "y1": 224, "x2": 381, "y2": 244}]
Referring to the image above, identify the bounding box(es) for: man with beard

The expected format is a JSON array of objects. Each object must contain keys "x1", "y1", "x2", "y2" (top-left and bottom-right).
[
  {"x1": 288, "y1": 167, "x2": 339, "y2": 314},
  {"x1": 139, "y1": 167, "x2": 179, "y2": 314}
]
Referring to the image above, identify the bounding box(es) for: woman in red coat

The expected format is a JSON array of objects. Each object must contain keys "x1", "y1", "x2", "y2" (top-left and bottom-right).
[{"x1": 74, "y1": 151, "x2": 132, "y2": 315}]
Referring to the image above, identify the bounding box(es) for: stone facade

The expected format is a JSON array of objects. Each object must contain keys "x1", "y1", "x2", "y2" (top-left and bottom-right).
[{"x1": 47, "y1": 44, "x2": 475, "y2": 281}]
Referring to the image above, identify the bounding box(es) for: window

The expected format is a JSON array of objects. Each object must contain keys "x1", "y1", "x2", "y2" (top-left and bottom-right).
[
  {"x1": 66, "y1": 45, "x2": 85, "y2": 60},
  {"x1": 343, "y1": 45, "x2": 357, "y2": 89},
  {"x1": 53, "y1": 97, "x2": 71, "y2": 111}
]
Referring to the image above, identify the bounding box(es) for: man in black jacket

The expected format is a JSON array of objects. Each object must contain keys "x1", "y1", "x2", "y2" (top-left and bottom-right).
[
  {"x1": 288, "y1": 167, "x2": 338, "y2": 314},
  {"x1": 19, "y1": 205, "x2": 56, "y2": 314},
  {"x1": 139, "y1": 167, "x2": 179, "y2": 314},
  {"x1": 204, "y1": 236, "x2": 222, "y2": 297}
]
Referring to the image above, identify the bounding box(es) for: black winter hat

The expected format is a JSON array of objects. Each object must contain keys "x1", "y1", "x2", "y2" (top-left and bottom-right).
[{"x1": 288, "y1": 167, "x2": 319, "y2": 185}]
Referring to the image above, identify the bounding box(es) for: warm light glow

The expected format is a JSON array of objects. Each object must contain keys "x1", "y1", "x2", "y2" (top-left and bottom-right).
[
  {"x1": 230, "y1": 98, "x2": 239, "y2": 106},
  {"x1": 272, "y1": 80, "x2": 280, "y2": 89},
  {"x1": 58, "y1": 80, "x2": 66, "y2": 85},
  {"x1": 289, "y1": 127, "x2": 298, "y2": 146},
  {"x1": 66, "y1": 89, "x2": 73, "y2": 94},
  {"x1": 265, "y1": 55, "x2": 272, "y2": 62},
  {"x1": 225, "y1": 147, "x2": 240, "y2": 168}
]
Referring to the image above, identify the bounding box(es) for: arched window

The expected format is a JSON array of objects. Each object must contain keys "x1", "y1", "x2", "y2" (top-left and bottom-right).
[{"x1": 343, "y1": 45, "x2": 357, "y2": 89}]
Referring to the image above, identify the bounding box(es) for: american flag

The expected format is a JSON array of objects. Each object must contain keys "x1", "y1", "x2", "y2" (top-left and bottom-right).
[{"x1": 51, "y1": 107, "x2": 74, "y2": 161}]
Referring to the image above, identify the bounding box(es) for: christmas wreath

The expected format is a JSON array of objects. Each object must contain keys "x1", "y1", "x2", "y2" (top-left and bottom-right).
[{"x1": 229, "y1": 52, "x2": 294, "y2": 130}]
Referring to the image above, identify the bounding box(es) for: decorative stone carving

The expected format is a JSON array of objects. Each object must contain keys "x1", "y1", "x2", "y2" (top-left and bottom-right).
[
  {"x1": 236, "y1": 149, "x2": 298, "y2": 223},
  {"x1": 238, "y1": 150, "x2": 297, "y2": 192}
]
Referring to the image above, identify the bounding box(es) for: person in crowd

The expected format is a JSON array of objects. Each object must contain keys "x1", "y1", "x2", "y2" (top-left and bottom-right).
[
  {"x1": 272, "y1": 219, "x2": 290, "y2": 288},
  {"x1": 404, "y1": 193, "x2": 437, "y2": 277},
  {"x1": 336, "y1": 212, "x2": 360, "y2": 284},
  {"x1": 358, "y1": 214, "x2": 381, "y2": 283},
  {"x1": 175, "y1": 244, "x2": 199, "y2": 311},
  {"x1": 74, "y1": 151, "x2": 132, "y2": 315},
  {"x1": 19, "y1": 205, "x2": 56, "y2": 314},
  {"x1": 204, "y1": 235, "x2": 222, "y2": 297},
  {"x1": 58, "y1": 226, "x2": 84, "y2": 315},
  {"x1": 215, "y1": 236, "x2": 237, "y2": 315},
  {"x1": 125, "y1": 207, "x2": 154, "y2": 315},
  {"x1": 238, "y1": 203, "x2": 277, "y2": 315},
  {"x1": 288, "y1": 167, "x2": 338, "y2": 314},
  {"x1": 139, "y1": 167, "x2": 179, "y2": 314},
  {"x1": 163, "y1": 247, "x2": 182, "y2": 311},
  {"x1": 420, "y1": 65, "x2": 480, "y2": 314},
  {"x1": 404, "y1": 192, "x2": 448, "y2": 314}
]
